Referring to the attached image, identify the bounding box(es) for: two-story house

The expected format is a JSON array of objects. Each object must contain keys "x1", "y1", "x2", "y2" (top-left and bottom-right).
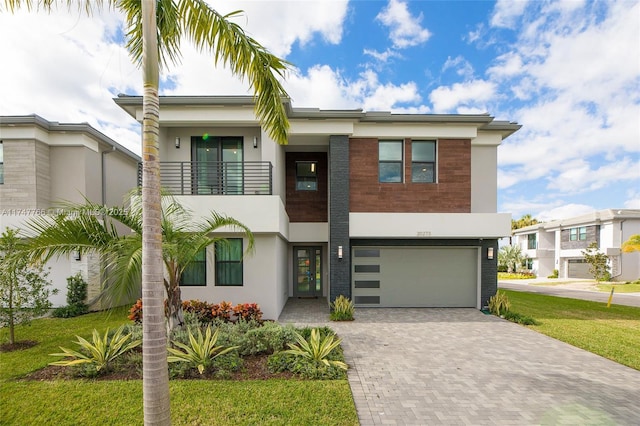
[
  {"x1": 115, "y1": 95, "x2": 520, "y2": 319},
  {"x1": 512, "y1": 210, "x2": 640, "y2": 280},
  {"x1": 0, "y1": 115, "x2": 140, "y2": 307}
]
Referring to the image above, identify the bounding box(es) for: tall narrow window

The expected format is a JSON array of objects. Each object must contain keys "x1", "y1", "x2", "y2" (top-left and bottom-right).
[
  {"x1": 579, "y1": 226, "x2": 587, "y2": 241},
  {"x1": 379, "y1": 140, "x2": 403, "y2": 183},
  {"x1": 0, "y1": 141, "x2": 4, "y2": 184},
  {"x1": 180, "y1": 248, "x2": 206, "y2": 286},
  {"x1": 411, "y1": 141, "x2": 436, "y2": 183},
  {"x1": 215, "y1": 239, "x2": 243, "y2": 286},
  {"x1": 296, "y1": 161, "x2": 317, "y2": 190},
  {"x1": 527, "y1": 234, "x2": 537, "y2": 250}
]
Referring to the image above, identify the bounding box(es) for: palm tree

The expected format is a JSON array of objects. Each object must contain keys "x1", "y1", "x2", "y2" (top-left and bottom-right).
[
  {"x1": 511, "y1": 214, "x2": 540, "y2": 231},
  {"x1": 498, "y1": 245, "x2": 525, "y2": 273},
  {"x1": 6, "y1": 1, "x2": 291, "y2": 423},
  {"x1": 22, "y1": 196, "x2": 255, "y2": 330}
]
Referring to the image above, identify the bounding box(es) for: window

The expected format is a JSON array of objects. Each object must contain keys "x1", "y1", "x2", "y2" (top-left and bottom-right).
[
  {"x1": 411, "y1": 141, "x2": 436, "y2": 183},
  {"x1": 180, "y1": 248, "x2": 206, "y2": 286},
  {"x1": 0, "y1": 141, "x2": 4, "y2": 184},
  {"x1": 527, "y1": 234, "x2": 537, "y2": 250},
  {"x1": 215, "y1": 239, "x2": 243, "y2": 286},
  {"x1": 296, "y1": 161, "x2": 317, "y2": 191},
  {"x1": 379, "y1": 140, "x2": 403, "y2": 183},
  {"x1": 570, "y1": 227, "x2": 587, "y2": 241}
]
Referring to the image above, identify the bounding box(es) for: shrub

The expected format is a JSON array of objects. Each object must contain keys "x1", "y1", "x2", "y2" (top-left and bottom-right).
[
  {"x1": 182, "y1": 299, "x2": 215, "y2": 323},
  {"x1": 128, "y1": 299, "x2": 143, "y2": 323},
  {"x1": 488, "y1": 290, "x2": 511, "y2": 316},
  {"x1": 233, "y1": 302, "x2": 263, "y2": 322},
  {"x1": 236, "y1": 321, "x2": 289, "y2": 356},
  {"x1": 547, "y1": 269, "x2": 559, "y2": 279},
  {"x1": 52, "y1": 273, "x2": 89, "y2": 318},
  {"x1": 167, "y1": 325, "x2": 238, "y2": 375},
  {"x1": 49, "y1": 325, "x2": 141, "y2": 373},
  {"x1": 330, "y1": 295, "x2": 355, "y2": 321},
  {"x1": 503, "y1": 311, "x2": 539, "y2": 325},
  {"x1": 281, "y1": 328, "x2": 347, "y2": 370},
  {"x1": 212, "y1": 301, "x2": 233, "y2": 322}
]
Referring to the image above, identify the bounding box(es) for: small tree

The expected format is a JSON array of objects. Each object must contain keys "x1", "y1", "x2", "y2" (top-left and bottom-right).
[
  {"x1": 621, "y1": 234, "x2": 640, "y2": 253},
  {"x1": 0, "y1": 228, "x2": 57, "y2": 345},
  {"x1": 582, "y1": 242, "x2": 611, "y2": 282}
]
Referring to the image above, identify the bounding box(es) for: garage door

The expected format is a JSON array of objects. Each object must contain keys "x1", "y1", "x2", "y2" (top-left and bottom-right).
[
  {"x1": 567, "y1": 259, "x2": 591, "y2": 279},
  {"x1": 351, "y1": 246, "x2": 478, "y2": 308}
]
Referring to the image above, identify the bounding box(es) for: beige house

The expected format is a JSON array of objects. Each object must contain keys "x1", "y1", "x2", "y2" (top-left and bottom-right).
[
  {"x1": 115, "y1": 95, "x2": 519, "y2": 319},
  {"x1": 0, "y1": 115, "x2": 140, "y2": 307}
]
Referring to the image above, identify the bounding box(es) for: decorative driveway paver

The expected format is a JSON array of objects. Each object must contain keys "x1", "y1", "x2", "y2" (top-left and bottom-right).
[{"x1": 279, "y1": 301, "x2": 640, "y2": 425}]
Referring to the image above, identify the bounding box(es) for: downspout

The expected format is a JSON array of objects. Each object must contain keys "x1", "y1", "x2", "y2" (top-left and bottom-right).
[{"x1": 98, "y1": 146, "x2": 117, "y2": 309}]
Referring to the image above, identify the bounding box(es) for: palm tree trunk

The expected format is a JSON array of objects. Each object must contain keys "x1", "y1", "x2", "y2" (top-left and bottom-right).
[
  {"x1": 141, "y1": 1, "x2": 171, "y2": 424},
  {"x1": 165, "y1": 278, "x2": 185, "y2": 333}
]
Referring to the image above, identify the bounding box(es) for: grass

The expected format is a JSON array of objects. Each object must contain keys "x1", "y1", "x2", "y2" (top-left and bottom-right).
[
  {"x1": 503, "y1": 290, "x2": 640, "y2": 370},
  {"x1": 0, "y1": 309, "x2": 358, "y2": 425},
  {"x1": 596, "y1": 283, "x2": 640, "y2": 293}
]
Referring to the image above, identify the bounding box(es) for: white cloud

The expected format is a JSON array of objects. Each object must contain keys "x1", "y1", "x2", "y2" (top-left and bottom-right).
[
  {"x1": 429, "y1": 80, "x2": 496, "y2": 113},
  {"x1": 490, "y1": 0, "x2": 530, "y2": 29},
  {"x1": 443, "y1": 56, "x2": 475, "y2": 78},
  {"x1": 536, "y1": 204, "x2": 596, "y2": 222},
  {"x1": 208, "y1": 0, "x2": 349, "y2": 57},
  {"x1": 363, "y1": 48, "x2": 403, "y2": 63},
  {"x1": 376, "y1": 0, "x2": 431, "y2": 48}
]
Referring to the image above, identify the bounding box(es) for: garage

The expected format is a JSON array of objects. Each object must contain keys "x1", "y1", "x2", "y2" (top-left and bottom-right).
[
  {"x1": 351, "y1": 246, "x2": 479, "y2": 308},
  {"x1": 567, "y1": 258, "x2": 591, "y2": 279}
]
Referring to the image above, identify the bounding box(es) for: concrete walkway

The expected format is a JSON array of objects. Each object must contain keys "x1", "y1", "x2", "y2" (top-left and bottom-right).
[
  {"x1": 279, "y1": 299, "x2": 640, "y2": 425},
  {"x1": 499, "y1": 279, "x2": 640, "y2": 308}
]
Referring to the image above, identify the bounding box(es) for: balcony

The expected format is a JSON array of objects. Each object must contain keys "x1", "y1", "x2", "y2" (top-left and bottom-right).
[{"x1": 137, "y1": 161, "x2": 272, "y2": 195}]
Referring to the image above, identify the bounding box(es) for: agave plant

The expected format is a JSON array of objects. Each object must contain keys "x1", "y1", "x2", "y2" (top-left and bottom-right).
[
  {"x1": 167, "y1": 325, "x2": 238, "y2": 374},
  {"x1": 283, "y1": 328, "x2": 347, "y2": 370},
  {"x1": 330, "y1": 295, "x2": 355, "y2": 321},
  {"x1": 50, "y1": 325, "x2": 141, "y2": 372}
]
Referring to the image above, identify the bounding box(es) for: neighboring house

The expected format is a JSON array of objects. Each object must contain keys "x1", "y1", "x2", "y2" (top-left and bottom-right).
[
  {"x1": 512, "y1": 210, "x2": 640, "y2": 281},
  {"x1": 115, "y1": 95, "x2": 520, "y2": 319},
  {"x1": 0, "y1": 115, "x2": 140, "y2": 307}
]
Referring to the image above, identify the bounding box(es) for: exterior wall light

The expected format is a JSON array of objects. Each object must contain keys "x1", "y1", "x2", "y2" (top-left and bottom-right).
[
  {"x1": 72, "y1": 250, "x2": 81, "y2": 261},
  {"x1": 338, "y1": 245, "x2": 343, "y2": 259},
  {"x1": 253, "y1": 136, "x2": 258, "y2": 148},
  {"x1": 175, "y1": 137, "x2": 181, "y2": 149},
  {"x1": 487, "y1": 247, "x2": 494, "y2": 260}
]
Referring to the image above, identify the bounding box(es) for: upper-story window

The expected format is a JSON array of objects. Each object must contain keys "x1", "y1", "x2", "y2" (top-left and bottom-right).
[
  {"x1": 570, "y1": 226, "x2": 587, "y2": 241},
  {"x1": 411, "y1": 141, "x2": 436, "y2": 183},
  {"x1": 0, "y1": 141, "x2": 4, "y2": 184},
  {"x1": 527, "y1": 233, "x2": 537, "y2": 250},
  {"x1": 379, "y1": 140, "x2": 403, "y2": 183},
  {"x1": 296, "y1": 161, "x2": 317, "y2": 191}
]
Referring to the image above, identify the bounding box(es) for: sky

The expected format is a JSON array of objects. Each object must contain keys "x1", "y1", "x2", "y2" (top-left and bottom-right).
[{"x1": 0, "y1": 0, "x2": 638, "y2": 221}]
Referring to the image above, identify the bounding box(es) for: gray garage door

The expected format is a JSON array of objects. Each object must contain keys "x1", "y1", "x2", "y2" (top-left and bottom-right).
[
  {"x1": 352, "y1": 246, "x2": 478, "y2": 308},
  {"x1": 567, "y1": 259, "x2": 591, "y2": 279}
]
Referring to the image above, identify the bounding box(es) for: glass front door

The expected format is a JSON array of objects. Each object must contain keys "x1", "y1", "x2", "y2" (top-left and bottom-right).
[{"x1": 294, "y1": 246, "x2": 322, "y2": 297}]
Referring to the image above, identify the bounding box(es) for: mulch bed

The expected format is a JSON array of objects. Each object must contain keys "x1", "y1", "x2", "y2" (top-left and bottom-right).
[
  {"x1": 0, "y1": 340, "x2": 38, "y2": 353},
  {"x1": 22, "y1": 354, "x2": 295, "y2": 382}
]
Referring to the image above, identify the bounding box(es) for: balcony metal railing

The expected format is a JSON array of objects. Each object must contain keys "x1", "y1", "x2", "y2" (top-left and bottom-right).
[{"x1": 137, "y1": 161, "x2": 273, "y2": 195}]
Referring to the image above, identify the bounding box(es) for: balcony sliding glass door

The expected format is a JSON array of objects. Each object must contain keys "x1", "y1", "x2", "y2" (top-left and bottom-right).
[{"x1": 191, "y1": 136, "x2": 243, "y2": 194}]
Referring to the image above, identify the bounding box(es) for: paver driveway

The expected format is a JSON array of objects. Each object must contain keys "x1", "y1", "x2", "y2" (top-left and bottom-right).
[{"x1": 279, "y1": 302, "x2": 640, "y2": 425}]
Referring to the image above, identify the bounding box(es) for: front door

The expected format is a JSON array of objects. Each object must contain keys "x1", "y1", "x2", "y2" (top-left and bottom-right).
[{"x1": 294, "y1": 246, "x2": 322, "y2": 297}]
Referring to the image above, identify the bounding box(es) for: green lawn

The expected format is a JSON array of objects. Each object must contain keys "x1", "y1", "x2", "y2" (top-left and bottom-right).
[
  {"x1": 503, "y1": 290, "x2": 640, "y2": 370},
  {"x1": 0, "y1": 309, "x2": 358, "y2": 425},
  {"x1": 596, "y1": 283, "x2": 640, "y2": 293}
]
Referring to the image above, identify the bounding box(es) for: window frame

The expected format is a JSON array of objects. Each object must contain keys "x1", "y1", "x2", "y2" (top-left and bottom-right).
[
  {"x1": 295, "y1": 161, "x2": 318, "y2": 191},
  {"x1": 0, "y1": 141, "x2": 4, "y2": 185},
  {"x1": 527, "y1": 234, "x2": 537, "y2": 250},
  {"x1": 215, "y1": 238, "x2": 244, "y2": 286},
  {"x1": 180, "y1": 247, "x2": 207, "y2": 287},
  {"x1": 378, "y1": 140, "x2": 404, "y2": 183},
  {"x1": 570, "y1": 227, "x2": 588, "y2": 241},
  {"x1": 411, "y1": 140, "x2": 436, "y2": 183}
]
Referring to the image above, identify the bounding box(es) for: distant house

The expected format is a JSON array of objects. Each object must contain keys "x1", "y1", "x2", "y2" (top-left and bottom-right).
[
  {"x1": 116, "y1": 95, "x2": 520, "y2": 319},
  {"x1": 512, "y1": 210, "x2": 640, "y2": 281},
  {"x1": 0, "y1": 115, "x2": 140, "y2": 307}
]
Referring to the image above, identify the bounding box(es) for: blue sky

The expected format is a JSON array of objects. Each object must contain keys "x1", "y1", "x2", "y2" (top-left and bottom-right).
[{"x1": 0, "y1": 0, "x2": 638, "y2": 221}]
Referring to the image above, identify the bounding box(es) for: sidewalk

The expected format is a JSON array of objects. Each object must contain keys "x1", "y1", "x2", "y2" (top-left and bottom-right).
[{"x1": 498, "y1": 279, "x2": 640, "y2": 308}]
